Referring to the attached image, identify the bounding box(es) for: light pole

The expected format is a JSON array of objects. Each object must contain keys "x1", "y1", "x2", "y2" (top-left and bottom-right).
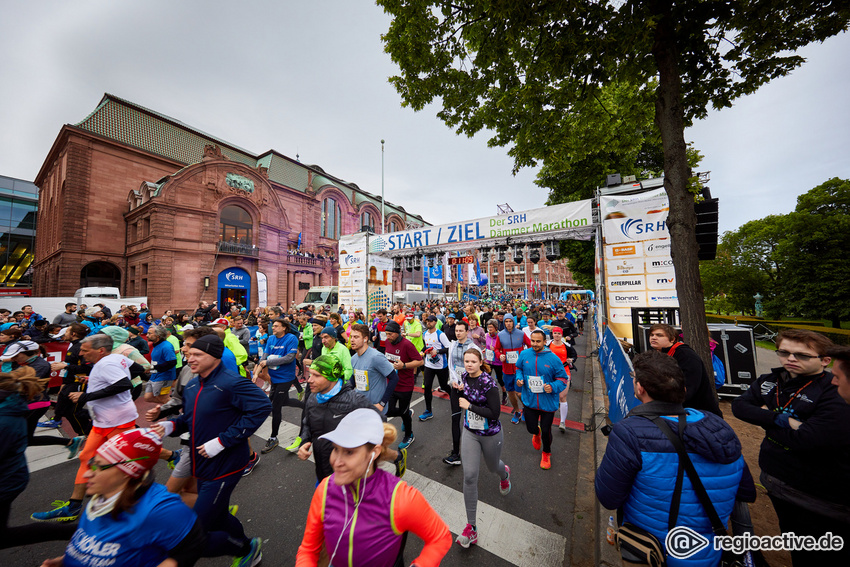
[{"x1": 381, "y1": 139, "x2": 385, "y2": 234}]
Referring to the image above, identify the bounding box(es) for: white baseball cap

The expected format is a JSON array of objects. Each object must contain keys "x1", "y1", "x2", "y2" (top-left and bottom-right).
[{"x1": 319, "y1": 408, "x2": 384, "y2": 448}]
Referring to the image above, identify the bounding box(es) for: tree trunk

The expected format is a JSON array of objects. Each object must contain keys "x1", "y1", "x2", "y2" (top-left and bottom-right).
[{"x1": 652, "y1": 9, "x2": 712, "y2": 373}]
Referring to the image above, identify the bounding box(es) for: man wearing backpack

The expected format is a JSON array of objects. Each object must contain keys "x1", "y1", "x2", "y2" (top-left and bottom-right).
[{"x1": 596, "y1": 350, "x2": 753, "y2": 566}]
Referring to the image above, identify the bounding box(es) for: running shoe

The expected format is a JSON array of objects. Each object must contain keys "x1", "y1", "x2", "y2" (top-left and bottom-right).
[
  {"x1": 418, "y1": 410, "x2": 433, "y2": 421},
  {"x1": 442, "y1": 452, "x2": 461, "y2": 466},
  {"x1": 261, "y1": 437, "x2": 279, "y2": 454},
  {"x1": 398, "y1": 434, "x2": 415, "y2": 450},
  {"x1": 559, "y1": 421, "x2": 566, "y2": 433},
  {"x1": 66, "y1": 436, "x2": 85, "y2": 460},
  {"x1": 284, "y1": 436, "x2": 302, "y2": 453},
  {"x1": 36, "y1": 419, "x2": 62, "y2": 429},
  {"x1": 500, "y1": 465, "x2": 511, "y2": 495},
  {"x1": 501, "y1": 391, "x2": 508, "y2": 406},
  {"x1": 231, "y1": 536, "x2": 262, "y2": 567},
  {"x1": 520, "y1": 410, "x2": 525, "y2": 422},
  {"x1": 394, "y1": 447, "x2": 408, "y2": 478},
  {"x1": 532, "y1": 427, "x2": 542, "y2": 451},
  {"x1": 167, "y1": 449, "x2": 182, "y2": 470},
  {"x1": 31, "y1": 500, "x2": 80, "y2": 522},
  {"x1": 297, "y1": 390, "x2": 304, "y2": 401},
  {"x1": 434, "y1": 386, "x2": 445, "y2": 394},
  {"x1": 540, "y1": 451, "x2": 552, "y2": 470},
  {"x1": 456, "y1": 524, "x2": 478, "y2": 548},
  {"x1": 229, "y1": 504, "x2": 239, "y2": 516},
  {"x1": 242, "y1": 452, "x2": 260, "y2": 476},
  {"x1": 510, "y1": 411, "x2": 522, "y2": 425}
]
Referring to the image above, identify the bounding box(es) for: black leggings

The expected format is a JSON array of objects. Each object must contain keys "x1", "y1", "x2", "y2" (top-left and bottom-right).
[
  {"x1": 524, "y1": 407, "x2": 555, "y2": 453},
  {"x1": 490, "y1": 365, "x2": 505, "y2": 388},
  {"x1": 54, "y1": 384, "x2": 92, "y2": 436},
  {"x1": 26, "y1": 406, "x2": 70, "y2": 447},
  {"x1": 386, "y1": 390, "x2": 413, "y2": 436},
  {"x1": 422, "y1": 367, "x2": 449, "y2": 412},
  {"x1": 269, "y1": 381, "x2": 305, "y2": 437}
]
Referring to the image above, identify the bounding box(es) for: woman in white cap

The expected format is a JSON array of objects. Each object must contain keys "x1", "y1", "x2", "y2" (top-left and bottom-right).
[
  {"x1": 296, "y1": 408, "x2": 451, "y2": 567},
  {"x1": 40, "y1": 428, "x2": 205, "y2": 567}
]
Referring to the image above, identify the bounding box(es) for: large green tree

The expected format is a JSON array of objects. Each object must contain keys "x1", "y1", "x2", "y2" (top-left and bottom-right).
[
  {"x1": 378, "y1": 0, "x2": 849, "y2": 367},
  {"x1": 778, "y1": 178, "x2": 850, "y2": 327}
]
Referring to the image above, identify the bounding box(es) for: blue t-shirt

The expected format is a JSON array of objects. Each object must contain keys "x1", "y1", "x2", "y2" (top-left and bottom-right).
[
  {"x1": 63, "y1": 483, "x2": 196, "y2": 567},
  {"x1": 150, "y1": 340, "x2": 176, "y2": 383},
  {"x1": 264, "y1": 332, "x2": 298, "y2": 383},
  {"x1": 351, "y1": 347, "x2": 396, "y2": 406}
]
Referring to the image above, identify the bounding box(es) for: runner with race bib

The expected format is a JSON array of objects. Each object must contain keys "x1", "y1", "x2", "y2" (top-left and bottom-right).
[
  {"x1": 515, "y1": 329, "x2": 569, "y2": 470},
  {"x1": 494, "y1": 314, "x2": 531, "y2": 425},
  {"x1": 349, "y1": 324, "x2": 400, "y2": 414}
]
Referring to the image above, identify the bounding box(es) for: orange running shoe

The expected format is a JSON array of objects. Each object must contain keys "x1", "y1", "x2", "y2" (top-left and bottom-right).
[
  {"x1": 531, "y1": 427, "x2": 541, "y2": 451},
  {"x1": 540, "y1": 451, "x2": 551, "y2": 470}
]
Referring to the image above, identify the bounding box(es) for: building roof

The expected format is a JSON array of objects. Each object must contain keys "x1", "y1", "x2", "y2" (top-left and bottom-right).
[{"x1": 74, "y1": 94, "x2": 426, "y2": 224}]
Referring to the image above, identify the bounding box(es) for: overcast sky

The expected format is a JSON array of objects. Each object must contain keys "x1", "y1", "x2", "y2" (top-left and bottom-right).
[{"x1": 1, "y1": 1, "x2": 847, "y2": 235}]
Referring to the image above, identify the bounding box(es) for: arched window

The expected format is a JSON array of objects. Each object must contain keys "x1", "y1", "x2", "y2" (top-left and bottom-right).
[
  {"x1": 389, "y1": 220, "x2": 400, "y2": 233},
  {"x1": 220, "y1": 205, "x2": 253, "y2": 245},
  {"x1": 361, "y1": 211, "x2": 373, "y2": 231},
  {"x1": 322, "y1": 197, "x2": 342, "y2": 239}
]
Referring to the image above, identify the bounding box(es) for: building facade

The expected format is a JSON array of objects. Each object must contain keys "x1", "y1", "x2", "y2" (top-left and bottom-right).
[
  {"x1": 33, "y1": 94, "x2": 426, "y2": 313},
  {"x1": 0, "y1": 175, "x2": 38, "y2": 295}
]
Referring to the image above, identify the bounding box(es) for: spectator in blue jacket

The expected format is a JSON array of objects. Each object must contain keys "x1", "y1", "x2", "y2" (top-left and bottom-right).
[
  {"x1": 596, "y1": 350, "x2": 753, "y2": 567},
  {"x1": 515, "y1": 329, "x2": 568, "y2": 470},
  {"x1": 154, "y1": 334, "x2": 270, "y2": 567}
]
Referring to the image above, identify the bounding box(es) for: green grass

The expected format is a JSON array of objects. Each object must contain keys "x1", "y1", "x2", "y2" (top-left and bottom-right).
[{"x1": 755, "y1": 340, "x2": 777, "y2": 351}]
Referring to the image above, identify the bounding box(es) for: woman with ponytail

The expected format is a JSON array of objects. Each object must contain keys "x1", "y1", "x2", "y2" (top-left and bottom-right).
[
  {"x1": 297, "y1": 408, "x2": 451, "y2": 567},
  {"x1": 39, "y1": 428, "x2": 205, "y2": 567}
]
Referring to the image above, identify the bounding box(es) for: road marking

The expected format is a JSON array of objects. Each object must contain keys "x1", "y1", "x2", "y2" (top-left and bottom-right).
[
  {"x1": 26, "y1": 430, "x2": 74, "y2": 473},
  {"x1": 405, "y1": 469, "x2": 566, "y2": 567}
]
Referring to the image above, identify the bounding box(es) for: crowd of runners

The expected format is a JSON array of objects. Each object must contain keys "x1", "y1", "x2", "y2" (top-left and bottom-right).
[{"x1": 0, "y1": 296, "x2": 588, "y2": 566}]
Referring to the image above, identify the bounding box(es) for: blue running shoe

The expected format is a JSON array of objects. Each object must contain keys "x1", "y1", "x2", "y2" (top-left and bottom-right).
[
  {"x1": 418, "y1": 410, "x2": 433, "y2": 421},
  {"x1": 398, "y1": 434, "x2": 415, "y2": 450},
  {"x1": 231, "y1": 536, "x2": 262, "y2": 567},
  {"x1": 36, "y1": 419, "x2": 61, "y2": 429},
  {"x1": 31, "y1": 500, "x2": 80, "y2": 522},
  {"x1": 510, "y1": 412, "x2": 521, "y2": 425},
  {"x1": 66, "y1": 436, "x2": 85, "y2": 460}
]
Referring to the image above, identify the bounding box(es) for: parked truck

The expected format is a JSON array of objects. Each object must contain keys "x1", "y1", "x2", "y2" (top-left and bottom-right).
[{"x1": 0, "y1": 287, "x2": 148, "y2": 323}]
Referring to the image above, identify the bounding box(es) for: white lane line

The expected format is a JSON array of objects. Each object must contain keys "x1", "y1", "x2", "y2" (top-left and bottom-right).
[
  {"x1": 404, "y1": 470, "x2": 566, "y2": 567},
  {"x1": 26, "y1": 430, "x2": 74, "y2": 473}
]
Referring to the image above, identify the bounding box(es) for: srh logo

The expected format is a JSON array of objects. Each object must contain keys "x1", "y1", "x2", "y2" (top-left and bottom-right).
[
  {"x1": 620, "y1": 218, "x2": 667, "y2": 239},
  {"x1": 665, "y1": 526, "x2": 709, "y2": 559},
  {"x1": 225, "y1": 272, "x2": 244, "y2": 281}
]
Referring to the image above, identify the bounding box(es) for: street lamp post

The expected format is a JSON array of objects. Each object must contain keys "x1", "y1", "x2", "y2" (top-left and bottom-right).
[{"x1": 381, "y1": 140, "x2": 385, "y2": 234}]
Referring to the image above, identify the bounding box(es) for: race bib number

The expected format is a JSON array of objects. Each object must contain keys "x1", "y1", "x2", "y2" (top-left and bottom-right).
[
  {"x1": 527, "y1": 375, "x2": 545, "y2": 393},
  {"x1": 380, "y1": 331, "x2": 387, "y2": 342},
  {"x1": 385, "y1": 353, "x2": 401, "y2": 363},
  {"x1": 506, "y1": 351, "x2": 519, "y2": 364},
  {"x1": 354, "y1": 369, "x2": 369, "y2": 391},
  {"x1": 484, "y1": 349, "x2": 495, "y2": 362},
  {"x1": 465, "y1": 409, "x2": 487, "y2": 431}
]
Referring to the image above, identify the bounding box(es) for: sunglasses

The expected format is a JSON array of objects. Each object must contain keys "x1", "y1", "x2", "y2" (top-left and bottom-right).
[
  {"x1": 88, "y1": 456, "x2": 150, "y2": 472},
  {"x1": 776, "y1": 350, "x2": 821, "y2": 362}
]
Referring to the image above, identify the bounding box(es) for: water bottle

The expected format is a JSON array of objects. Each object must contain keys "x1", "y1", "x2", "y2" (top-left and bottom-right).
[{"x1": 606, "y1": 516, "x2": 617, "y2": 545}]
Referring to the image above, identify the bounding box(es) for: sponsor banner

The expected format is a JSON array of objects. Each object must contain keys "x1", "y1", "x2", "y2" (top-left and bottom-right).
[
  {"x1": 646, "y1": 268, "x2": 676, "y2": 290},
  {"x1": 605, "y1": 242, "x2": 643, "y2": 259},
  {"x1": 608, "y1": 292, "x2": 647, "y2": 308},
  {"x1": 645, "y1": 256, "x2": 675, "y2": 273},
  {"x1": 609, "y1": 308, "x2": 634, "y2": 324},
  {"x1": 368, "y1": 200, "x2": 594, "y2": 253},
  {"x1": 648, "y1": 292, "x2": 679, "y2": 307},
  {"x1": 598, "y1": 326, "x2": 638, "y2": 423},
  {"x1": 644, "y1": 239, "x2": 673, "y2": 257},
  {"x1": 606, "y1": 258, "x2": 644, "y2": 276},
  {"x1": 600, "y1": 188, "x2": 670, "y2": 244},
  {"x1": 607, "y1": 275, "x2": 646, "y2": 292}
]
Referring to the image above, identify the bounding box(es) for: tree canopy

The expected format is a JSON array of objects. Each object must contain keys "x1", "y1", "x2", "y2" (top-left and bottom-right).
[{"x1": 379, "y1": 0, "x2": 850, "y2": 364}]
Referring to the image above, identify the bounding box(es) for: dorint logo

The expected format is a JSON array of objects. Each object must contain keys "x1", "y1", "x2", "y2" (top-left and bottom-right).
[{"x1": 665, "y1": 526, "x2": 710, "y2": 559}]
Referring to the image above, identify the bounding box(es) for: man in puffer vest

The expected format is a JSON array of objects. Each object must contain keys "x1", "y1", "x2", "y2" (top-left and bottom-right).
[{"x1": 595, "y1": 350, "x2": 754, "y2": 566}]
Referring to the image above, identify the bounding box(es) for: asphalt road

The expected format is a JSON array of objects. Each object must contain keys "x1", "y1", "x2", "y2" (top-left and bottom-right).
[{"x1": 1, "y1": 334, "x2": 590, "y2": 567}]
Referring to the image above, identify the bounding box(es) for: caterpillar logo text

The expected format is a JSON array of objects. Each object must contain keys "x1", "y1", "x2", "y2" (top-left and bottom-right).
[{"x1": 611, "y1": 280, "x2": 642, "y2": 286}]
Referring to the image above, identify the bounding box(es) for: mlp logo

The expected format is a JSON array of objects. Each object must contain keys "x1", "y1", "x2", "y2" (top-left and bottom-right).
[
  {"x1": 665, "y1": 526, "x2": 710, "y2": 559},
  {"x1": 619, "y1": 218, "x2": 668, "y2": 240}
]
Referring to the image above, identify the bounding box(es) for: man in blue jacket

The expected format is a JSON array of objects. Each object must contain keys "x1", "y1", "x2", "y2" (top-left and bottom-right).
[
  {"x1": 596, "y1": 350, "x2": 752, "y2": 567},
  {"x1": 515, "y1": 329, "x2": 568, "y2": 470},
  {"x1": 154, "y1": 334, "x2": 271, "y2": 567}
]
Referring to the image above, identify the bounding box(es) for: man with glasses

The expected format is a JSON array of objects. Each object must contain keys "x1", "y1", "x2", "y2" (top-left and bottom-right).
[
  {"x1": 647, "y1": 323, "x2": 721, "y2": 416},
  {"x1": 732, "y1": 329, "x2": 850, "y2": 566}
]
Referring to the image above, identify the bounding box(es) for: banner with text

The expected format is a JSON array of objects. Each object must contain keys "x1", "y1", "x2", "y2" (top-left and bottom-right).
[
  {"x1": 368, "y1": 200, "x2": 594, "y2": 254},
  {"x1": 600, "y1": 188, "x2": 678, "y2": 340},
  {"x1": 599, "y1": 325, "x2": 638, "y2": 423}
]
